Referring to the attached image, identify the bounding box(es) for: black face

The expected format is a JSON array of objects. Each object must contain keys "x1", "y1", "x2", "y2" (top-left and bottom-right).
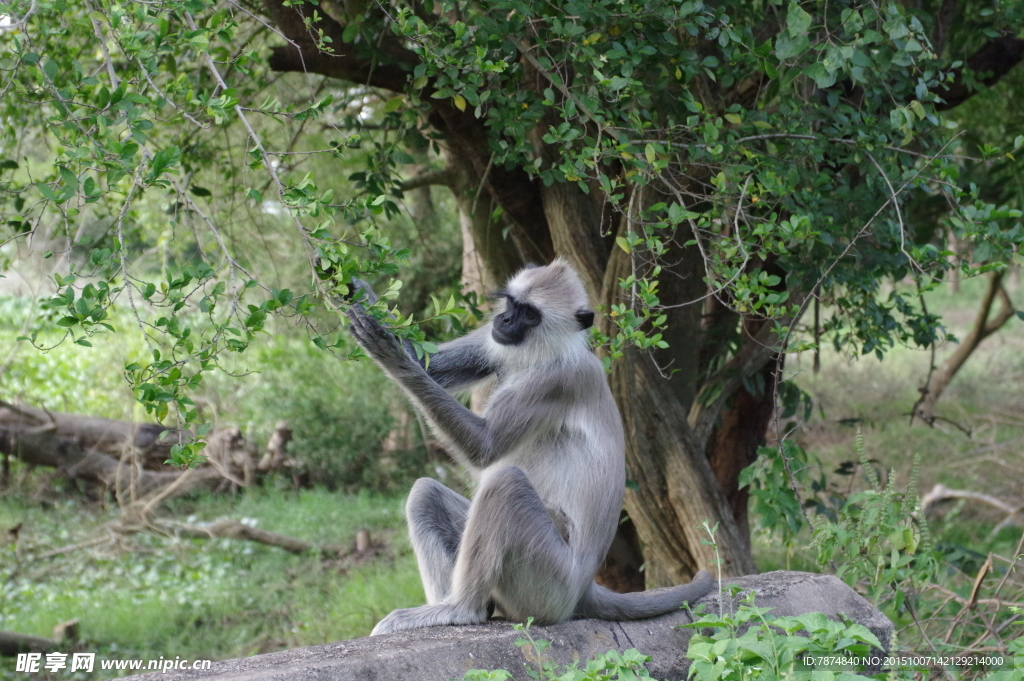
[{"x1": 492, "y1": 296, "x2": 542, "y2": 345}]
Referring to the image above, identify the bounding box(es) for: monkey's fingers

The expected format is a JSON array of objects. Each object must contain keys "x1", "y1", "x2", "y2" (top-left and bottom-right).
[
  {"x1": 345, "y1": 304, "x2": 376, "y2": 350},
  {"x1": 349, "y1": 278, "x2": 380, "y2": 305},
  {"x1": 346, "y1": 303, "x2": 405, "y2": 362}
]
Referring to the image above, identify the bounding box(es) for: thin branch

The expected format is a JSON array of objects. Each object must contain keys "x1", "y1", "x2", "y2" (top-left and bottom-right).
[{"x1": 0, "y1": 0, "x2": 38, "y2": 32}]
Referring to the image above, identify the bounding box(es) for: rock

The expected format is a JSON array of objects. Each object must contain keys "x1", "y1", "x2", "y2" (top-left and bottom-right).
[{"x1": 134, "y1": 571, "x2": 891, "y2": 680}]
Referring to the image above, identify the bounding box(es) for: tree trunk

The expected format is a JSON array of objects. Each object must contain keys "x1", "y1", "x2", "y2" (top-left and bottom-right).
[{"x1": 263, "y1": 1, "x2": 788, "y2": 584}]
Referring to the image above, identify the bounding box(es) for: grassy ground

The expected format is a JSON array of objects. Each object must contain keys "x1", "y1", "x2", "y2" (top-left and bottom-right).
[
  {"x1": 791, "y1": 273, "x2": 1023, "y2": 519},
  {"x1": 1, "y1": 485, "x2": 423, "y2": 679}
]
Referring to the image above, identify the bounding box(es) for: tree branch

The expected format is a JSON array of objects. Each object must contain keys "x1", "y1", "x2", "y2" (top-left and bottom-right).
[
  {"x1": 157, "y1": 519, "x2": 356, "y2": 558},
  {"x1": 932, "y1": 0, "x2": 959, "y2": 58},
  {"x1": 262, "y1": 0, "x2": 416, "y2": 92},
  {"x1": 262, "y1": 1, "x2": 553, "y2": 270},
  {"x1": 688, "y1": 317, "x2": 790, "y2": 453},
  {"x1": 399, "y1": 167, "x2": 457, "y2": 191},
  {"x1": 936, "y1": 34, "x2": 1024, "y2": 111},
  {"x1": 914, "y1": 270, "x2": 1017, "y2": 423}
]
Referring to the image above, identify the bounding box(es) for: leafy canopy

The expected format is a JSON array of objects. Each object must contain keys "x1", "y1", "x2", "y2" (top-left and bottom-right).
[{"x1": 0, "y1": 0, "x2": 1021, "y2": 464}]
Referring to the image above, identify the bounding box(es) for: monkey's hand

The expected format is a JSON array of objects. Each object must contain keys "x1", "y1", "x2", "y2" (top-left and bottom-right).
[
  {"x1": 346, "y1": 302, "x2": 415, "y2": 370},
  {"x1": 348, "y1": 278, "x2": 379, "y2": 306}
]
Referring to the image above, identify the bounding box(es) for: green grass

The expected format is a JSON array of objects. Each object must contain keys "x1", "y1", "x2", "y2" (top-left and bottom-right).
[{"x1": 1, "y1": 485, "x2": 422, "y2": 679}]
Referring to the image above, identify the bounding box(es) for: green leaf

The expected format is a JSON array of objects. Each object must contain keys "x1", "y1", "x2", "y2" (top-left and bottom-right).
[
  {"x1": 645, "y1": 143, "x2": 656, "y2": 165},
  {"x1": 147, "y1": 145, "x2": 181, "y2": 182},
  {"x1": 803, "y1": 62, "x2": 837, "y2": 88},
  {"x1": 775, "y1": 33, "x2": 809, "y2": 60},
  {"x1": 37, "y1": 183, "x2": 59, "y2": 201},
  {"x1": 58, "y1": 166, "x2": 78, "y2": 190},
  {"x1": 786, "y1": 3, "x2": 813, "y2": 37}
]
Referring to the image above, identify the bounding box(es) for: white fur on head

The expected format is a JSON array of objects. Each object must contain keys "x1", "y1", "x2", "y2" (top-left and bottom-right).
[{"x1": 506, "y1": 257, "x2": 589, "y2": 315}]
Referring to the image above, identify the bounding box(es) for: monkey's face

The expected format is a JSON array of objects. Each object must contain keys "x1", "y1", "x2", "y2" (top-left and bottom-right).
[
  {"x1": 491, "y1": 295, "x2": 542, "y2": 346},
  {"x1": 491, "y1": 259, "x2": 596, "y2": 347}
]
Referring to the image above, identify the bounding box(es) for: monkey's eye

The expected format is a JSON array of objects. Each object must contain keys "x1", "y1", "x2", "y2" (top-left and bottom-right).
[{"x1": 524, "y1": 307, "x2": 540, "y2": 323}]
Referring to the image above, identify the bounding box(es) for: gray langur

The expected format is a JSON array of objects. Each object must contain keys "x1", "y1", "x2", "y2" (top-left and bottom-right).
[{"x1": 346, "y1": 258, "x2": 713, "y2": 636}]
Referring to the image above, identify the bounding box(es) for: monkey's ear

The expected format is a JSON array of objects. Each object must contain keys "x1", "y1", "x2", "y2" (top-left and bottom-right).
[{"x1": 575, "y1": 310, "x2": 595, "y2": 330}]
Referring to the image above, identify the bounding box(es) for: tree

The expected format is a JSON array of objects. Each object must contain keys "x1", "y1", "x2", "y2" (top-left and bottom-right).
[{"x1": 0, "y1": 0, "x2": 1021, "y2": 586}]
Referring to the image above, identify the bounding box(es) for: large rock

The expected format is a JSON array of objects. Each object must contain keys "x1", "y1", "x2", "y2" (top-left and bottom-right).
[{"x1": 136, "y1": 571, "x2": 891, "y2": 680}]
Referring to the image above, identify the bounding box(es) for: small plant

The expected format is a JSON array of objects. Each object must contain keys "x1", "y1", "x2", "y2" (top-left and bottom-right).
[
  {"x1": 811, "y1": 434, "x2": 938, "y2": 611},
  {"x1": 682, "y1": 590, "x2": 884, "y2": 681}
]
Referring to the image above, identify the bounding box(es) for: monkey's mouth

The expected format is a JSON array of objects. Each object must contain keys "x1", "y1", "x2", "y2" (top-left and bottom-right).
[{"x1": 491, "y1": 326, "x2": 522, "y2": 346}]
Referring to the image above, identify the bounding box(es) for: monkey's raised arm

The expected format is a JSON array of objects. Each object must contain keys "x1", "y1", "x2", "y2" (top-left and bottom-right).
[{"x1": 347, "y1": 304, "x2": 560, "y2": 467}]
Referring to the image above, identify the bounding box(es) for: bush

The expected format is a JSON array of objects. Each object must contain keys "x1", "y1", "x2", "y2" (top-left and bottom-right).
[{"x1": 210, "y1": 336, "x2": 428, "y2": 491}]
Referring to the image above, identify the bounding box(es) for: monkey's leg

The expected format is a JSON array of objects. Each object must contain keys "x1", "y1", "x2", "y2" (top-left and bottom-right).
[
  {"x1": 405, "y1": 477, "x2": 469, "y2": 603},
  {"x1": 372, "y1": 466, "x2": 575, "y2": 635}
]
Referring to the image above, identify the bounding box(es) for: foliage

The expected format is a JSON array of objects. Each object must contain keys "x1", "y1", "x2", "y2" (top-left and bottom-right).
[
  {"x1": 740, "y1": 440, "x2": 821, "y2": 547},
  {"x1": 682, "y1": 591, "x2": 881, "y2": 680},
  {"x1": 211, "y1": 336, "x2": 423, "y2": 490},
  {"x1": 0, "y1": 0, "x2": 471, "y2": 466},
  {"x1": 383, "y1": 0, "x2": 1024, "y2": 360},
  {"x1": 742, "y1": 416, "x2": 1024, "y2": 674},
  {"x1": 1, "y1": 0, "x2": 1022, "y2": 469},
  {"x1": 744, "y1": 431, "x2": 939, "y2": 606},
  {"x1": 810, "y1": 434, "x2": 938, "y2": 607}
]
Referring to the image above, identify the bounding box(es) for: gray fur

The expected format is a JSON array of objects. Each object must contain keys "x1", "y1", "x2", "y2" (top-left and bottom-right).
[{"x1": 346, "y1": 258, "x2": 713, "y2": 636}]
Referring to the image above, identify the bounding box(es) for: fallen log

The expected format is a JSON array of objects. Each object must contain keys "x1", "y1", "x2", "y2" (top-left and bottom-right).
[
  {"x1": 0, "y1": 402, "x2": 295, "y2": 499},
  {"x1": 163, "y1": 519, "x2": 354, "y2": 558},
  {"x1": 0, "y1": 402, "x2": 218, "y2": 497},
  {"x1": 0, "y1": 631, "x2": 59, "y2": 656}
]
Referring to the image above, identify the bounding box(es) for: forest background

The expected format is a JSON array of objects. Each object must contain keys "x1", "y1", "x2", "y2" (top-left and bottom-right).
[{"x1": 0, "y1": 0, "x2": 1022, "y2": 678}]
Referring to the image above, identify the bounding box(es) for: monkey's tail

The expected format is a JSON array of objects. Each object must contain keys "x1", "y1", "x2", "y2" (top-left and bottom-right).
[{"x1": 573, "y1": 570, "x2": 715, "y2": 621}]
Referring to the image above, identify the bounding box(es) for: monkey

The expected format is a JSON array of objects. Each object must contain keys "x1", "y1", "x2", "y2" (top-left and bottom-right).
[{"x1": 345, "y1": 258, "x2": 713, "y2": 636}]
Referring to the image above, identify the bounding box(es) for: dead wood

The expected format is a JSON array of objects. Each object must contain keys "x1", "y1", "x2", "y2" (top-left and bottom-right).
[
  {"x1": 153, "y1": 519, "x2": 362, "y2": 559},
  {"x1": 0, "y1": 631, "x2": 60, "y2": 656},
  {"x1": 0, "y1": 402, "x2": 296, "y2": 503},
  {"x1": 0, "y1": 401, "x2": 216, "y2": 497},
  {"x1": 913, "y1": 271, "x2": 1017, "y2": 425},
  {"x1": 922, "y1": 483, "x2": 1023, "y2": 534}
]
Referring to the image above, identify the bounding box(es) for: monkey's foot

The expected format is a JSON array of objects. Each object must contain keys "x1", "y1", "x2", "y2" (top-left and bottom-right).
[{"x1": 370, "y1": 603, "x2": 487, "y2": 636}]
